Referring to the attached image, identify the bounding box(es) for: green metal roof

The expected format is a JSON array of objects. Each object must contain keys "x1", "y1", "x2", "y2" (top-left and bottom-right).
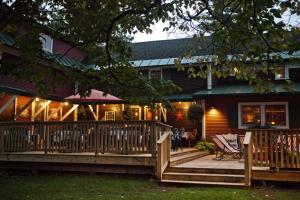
[
  {"x1": 164, "y1": 93, "x2": 194, "y2": 101},
  {"x1": 193, "y1": 84, "x2": 300, "y2": 97},
  {"x1": 0, "y1": 32, "x2": 15, "y2": 46}
]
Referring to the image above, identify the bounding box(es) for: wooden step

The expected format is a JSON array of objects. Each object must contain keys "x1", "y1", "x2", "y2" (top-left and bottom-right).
[
  {"x1": 171, "y1": 148, "x2": 199, "y2": 158},
  {"x1": 166, "y1": 167, "x2": 244, "y2": 175},
  {"x1": 162, "y1": 172, "x2": 245, "y2": 183},
  {"x1": 160, "y1": 179, "x2": 247, "y2": 187},
  {"x1": 170, "y1": 151, "x2": 209, "y2": 166}
]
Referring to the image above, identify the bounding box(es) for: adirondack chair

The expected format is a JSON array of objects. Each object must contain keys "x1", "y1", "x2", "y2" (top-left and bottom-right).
[{"x1": 212, "y1": 134, "x2": 241, "y2": 159}]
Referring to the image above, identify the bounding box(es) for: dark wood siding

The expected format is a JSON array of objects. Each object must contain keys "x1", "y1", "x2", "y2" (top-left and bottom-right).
[
  {"x1": 204, "y1": 95, "x2": 300, "y2": 138},
  {"x1": 164, "y1": 68, "x2": 207, "y2": 93},
  {"x1": 289, "y1": 68, "x2": 300, "y2": 82}
]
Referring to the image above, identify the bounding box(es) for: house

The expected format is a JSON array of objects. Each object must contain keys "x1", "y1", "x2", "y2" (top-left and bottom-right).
[
  {"x1": 129, "y1": 38, "x2": 300, "y2": 140},
  {"x1": 1, "y1": 32, "x2": 300, "y2": 186},
  {"x1": 0, "y1": 31, "x2": 124, "y2": 122}
]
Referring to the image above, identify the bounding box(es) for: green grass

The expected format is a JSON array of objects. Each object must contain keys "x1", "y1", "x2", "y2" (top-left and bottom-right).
[{"x1": 0, "y1": 175, "x2": 299, "y2": 200}]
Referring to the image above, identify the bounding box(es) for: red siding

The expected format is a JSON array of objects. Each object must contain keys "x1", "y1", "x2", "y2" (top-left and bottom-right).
[
  {"x1": 53, "y1": 39, "x2": 86, "y2": 61},
  {"x1": 0, "y1": 74, "x2": 75, "y2": 98}
]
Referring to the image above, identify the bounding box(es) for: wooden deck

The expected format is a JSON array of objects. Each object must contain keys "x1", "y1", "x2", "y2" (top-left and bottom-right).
[
  {"x1": 0, "y1": 151, "x2": 154, "y2": 166},
  {"x1": 1, "y1": 122, "x2": 300, "y2": 186}
]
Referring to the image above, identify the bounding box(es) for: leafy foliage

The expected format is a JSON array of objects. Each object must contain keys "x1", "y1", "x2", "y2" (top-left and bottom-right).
[
  {"x1": 187, "y1": 104, "x2": 203, "y2": 123},
  {"x1": 0, "y1": 0, "x2": 300, "y2": 102},
  {"x1": 195, "y1": 140, "x2": 215, "y2": 154}
]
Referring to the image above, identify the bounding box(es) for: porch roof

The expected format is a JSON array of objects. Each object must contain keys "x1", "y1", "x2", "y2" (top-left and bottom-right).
[
  {"x1": 193, "y1": 83, "x2": 300, "y2": 97},
  {"x1": 164, "y1": 93, "x2": 194, "y2": 101}
]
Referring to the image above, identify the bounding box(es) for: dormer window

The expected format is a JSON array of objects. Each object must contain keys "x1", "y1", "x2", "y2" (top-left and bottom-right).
[
  {"x1": 40, "y1": 34, "x2": 53, "y2": 53},
  {"x1": 275, "y1": 66, "x2": 289, "y2": 80}
]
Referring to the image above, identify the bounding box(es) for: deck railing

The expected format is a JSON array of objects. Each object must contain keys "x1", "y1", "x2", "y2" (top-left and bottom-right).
[
  {"x1": 0, "y1": 121, "x2": 172, "y2": 156},
  {"x1": 156, "y1": 130, "x2": 172, "y2": 179},
  {"x1": 249, "y1": 129, "x2": 300, "y2": 169}
]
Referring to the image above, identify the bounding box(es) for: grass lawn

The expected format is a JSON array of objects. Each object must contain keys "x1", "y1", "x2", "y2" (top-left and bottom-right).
[{"x1": 0, "y1": 174, "x2": 299, "y2": 200}]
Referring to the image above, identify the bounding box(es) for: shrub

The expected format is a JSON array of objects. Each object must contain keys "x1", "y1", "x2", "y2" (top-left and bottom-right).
[{"x1": 195, "y1": 141, "x2": 215, "y2": 154}]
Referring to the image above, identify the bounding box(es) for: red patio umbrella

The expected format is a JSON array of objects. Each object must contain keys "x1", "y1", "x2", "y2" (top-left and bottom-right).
[{"x1": 65, "y1": 89, "x2": 122, "y2": 104}]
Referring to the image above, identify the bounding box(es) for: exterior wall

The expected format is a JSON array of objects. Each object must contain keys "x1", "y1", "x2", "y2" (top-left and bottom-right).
[
  {"x1": 204, "y1": 95, "x2": 300, "y2": 139},
  {"x1": 166, "y1": 102, "x2": 197, "y2": 131},
  {"x1": 53, "y1": 39, "x2": 87, "y2": 61},
  {"x1": 0, "y1": 74, "x2": 75, "y2": 99},
  {"x1": 163, "y1": 68, "x2": 207, "y2": 93}
]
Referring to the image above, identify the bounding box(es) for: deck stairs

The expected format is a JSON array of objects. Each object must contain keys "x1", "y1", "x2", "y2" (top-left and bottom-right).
[{"x1": 162, "y1": 149, "x2": 246, "y2": 187}]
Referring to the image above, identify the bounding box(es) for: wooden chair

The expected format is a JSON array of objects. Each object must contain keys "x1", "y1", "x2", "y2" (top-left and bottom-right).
[
  {"x1": 212, "y1": 135, "x2": 241, "y2": 159},
  {"x1": 186, "y1": 129, "x2": 197, "y2": 147}
]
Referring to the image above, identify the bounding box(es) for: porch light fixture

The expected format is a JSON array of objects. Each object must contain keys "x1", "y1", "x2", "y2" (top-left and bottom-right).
[
  {"x1": 64, "y1": 102, "x2": 69, "y2": 106},
  {"x1": 210, "y1": 104, "x2": 216, "y2": 109},
  {"x1": 179, "y1": 101, "x2": 182, "y2": 104},
  {"x1": 103, "y1": 104, "x2": 106, "y2": 106},
  {"x1": 35, "y1": 97, "x2": 40, "y2": 102}
]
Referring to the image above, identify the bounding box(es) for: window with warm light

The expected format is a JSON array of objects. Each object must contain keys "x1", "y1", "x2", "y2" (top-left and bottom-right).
[
  {"x1": 241, "y1": 105, "x2": 261, "y2": 126},
  {"x1": 238, "y1": 102, "x2": 288, "y2": 129},
  {"x1": 105, "y1": 111, "x2": 116, "y2": 121},
  {"x1": 265, "y1": 105, "x2": 286, "y2": 126},
  {"x1": 275, "y1": 67, "x2": 289, "y2": 80},
  {"x1": 131, "y1": 107, "x2": 140, "y2": 120}
]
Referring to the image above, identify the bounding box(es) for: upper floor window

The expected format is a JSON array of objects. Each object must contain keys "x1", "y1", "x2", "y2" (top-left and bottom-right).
[
  {"x1": 275, "y1": 66, "x2": 289, "y2": 80},
  {"x1": 40, "y1": 34, "x2": 53, "y2": 53},
  {"x1": 238, "y1": 102, "x2": 288, "y2": 129},
  {"x1": 149, "y1": 69, "x2": 162, "y2": 80}
]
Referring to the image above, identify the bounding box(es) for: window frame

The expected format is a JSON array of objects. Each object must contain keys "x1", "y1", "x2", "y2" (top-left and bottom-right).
[
  {"x1": 238, "y1": 102, "x2": 289, "y2": 129},
  {"x1": 40, "y1": 34, "x2": 53, "y2": 53},
  {"x1": 275, "y1": 66, "x2": 289, "y2": 80},
  {"x1": 104, "y1": 111, "x2": 116, "y2": 121},
  {"x1": 149, "y1": 68, "x2": 162, "y2": 80}
]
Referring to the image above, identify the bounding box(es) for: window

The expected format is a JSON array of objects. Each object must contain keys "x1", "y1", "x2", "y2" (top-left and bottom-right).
[
  {"x1": 241, "y1": 105, "x2": 261, "y2": 126},
  {"x1": 275, "y1": 66, "x2": 289, "y2": 80},
  {"x1": 149, "y1": 69, "x2": 162, "y2": 80},
  {"x1": 40, "y1": 34, "x2": 53, "y2": 52},
  {"x1": 105, "y1": 111, "x2": 116, "y2": 121},
  {"x1": 238, "y1": 102, "x2": 288, "y2": 129},
  {"x1": 265, "y1": 105, "x2": 286, "y2": 126},
  {"x1": 130, "y1": 106, "x2": 141, "y2": 120}
]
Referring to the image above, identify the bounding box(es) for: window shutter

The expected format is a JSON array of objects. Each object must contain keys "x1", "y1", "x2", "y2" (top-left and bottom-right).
[
  {"x1": 227, "y1": 104, "x2": 238, "y2": 128},
  {"x1": 289, "y1": 102, "x2": 300, "y2": 129}
]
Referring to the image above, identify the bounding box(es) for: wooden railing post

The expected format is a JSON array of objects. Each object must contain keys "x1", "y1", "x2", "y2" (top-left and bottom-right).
[
  {"x1": 156, "y1": 131, "x2": 171, "y2": 180},
  {"x1": 244, "y1": 131, "x2": 253, "y2": 186},
  {"x1": 44, "y1": 123, "x2": 49, "y2": 154}
]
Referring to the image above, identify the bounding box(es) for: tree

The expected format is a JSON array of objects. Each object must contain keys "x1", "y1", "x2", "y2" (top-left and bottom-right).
[
  {"x1": 0, "y1": 0, "x2": 299, "y2": 103},
  {"x1": 167, "y1": 0, "x2": 300, "y2": 92}
]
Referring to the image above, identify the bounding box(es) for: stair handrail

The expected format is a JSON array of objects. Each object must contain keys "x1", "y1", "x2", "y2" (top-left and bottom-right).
[
  {"x1": 156, "y1": 131, "x2": 172, "y2": 180},
  {"x1": 243, "y1": 131, "x2": 253, "y2": 186}
]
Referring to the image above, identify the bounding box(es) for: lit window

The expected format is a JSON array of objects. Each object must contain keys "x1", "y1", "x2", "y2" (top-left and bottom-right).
[
  {"x1": 239, "y1": 102, "x2": 288, "y2": 129},
  {"x1": 40, "y1": 34, "x2": 53, "y2": 52},
  {"x1": 275, "y1": 67, "x2": 289, "y2": 80},
  {"x1": 105, "y1": 111, "x2": 116, "y2": 121},
  {"x1": 241, "y1": 105, "x2": 261, "y2": 126},
  {"x1": 149, "y1": 70, "x2": 162, "y2": 80},
  {"x1": 265, "y1": 105, "x2": 286, "y2": 126},
  {"x1": 131, "y1": 107, "x2": 140, "y2": 120}
]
